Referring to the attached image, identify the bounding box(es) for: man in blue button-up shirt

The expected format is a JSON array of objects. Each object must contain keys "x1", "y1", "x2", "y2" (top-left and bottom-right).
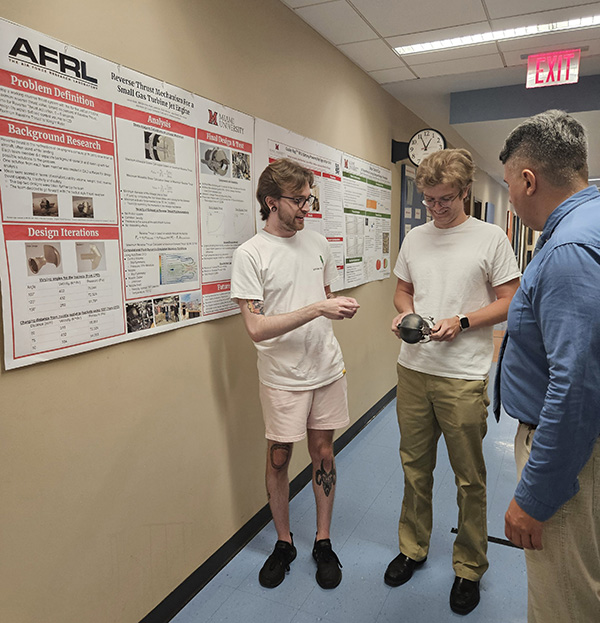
[{"x1": 499, "y1": 110, "x2": 600, "y2": 623}]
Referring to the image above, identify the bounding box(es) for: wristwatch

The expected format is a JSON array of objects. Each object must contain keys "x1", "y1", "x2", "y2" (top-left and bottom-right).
[{"x1": 456, "y1": 314, "x2": 470, "y2": 331}]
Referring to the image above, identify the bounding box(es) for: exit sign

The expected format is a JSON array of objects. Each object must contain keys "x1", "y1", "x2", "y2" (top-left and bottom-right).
[{"x1": 526, "y1": 49, "x2": 581, "y2": 88}]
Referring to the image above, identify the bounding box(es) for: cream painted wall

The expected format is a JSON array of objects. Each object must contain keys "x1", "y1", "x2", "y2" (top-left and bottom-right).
[{"x1": 0, "y1": 2, "x2": 508, "y2": 622}]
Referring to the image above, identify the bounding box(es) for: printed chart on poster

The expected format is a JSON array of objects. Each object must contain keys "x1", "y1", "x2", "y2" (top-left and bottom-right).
[
  {"x1": 0, "y1": 18, "x2": 255, "y2": 368},
  {"x1": 341, "y1": 154, "x2": 391, "y2": 287},
  {"x1": 254, "y1": 120, "x2": 346, "y2": 289}
]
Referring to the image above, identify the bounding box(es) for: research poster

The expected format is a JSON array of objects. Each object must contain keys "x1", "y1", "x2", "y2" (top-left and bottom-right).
[
  {"x1": 0, "y1": 18, "x2": 391, "y2": 369},
  {"x1": 342, "y1": 154, "x2": 391, "y2": 287},
  {"x1": 0, "y1": 19, "x2": 254, "y2": 368},
  {"x1": 195, "y1": 96, "x2": 254, "y2": 317},
  {"x1": 254, "y1": 120, "x2": 346, "y2": 289}
]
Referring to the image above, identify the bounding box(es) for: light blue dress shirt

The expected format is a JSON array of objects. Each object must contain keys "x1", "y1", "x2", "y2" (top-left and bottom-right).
[{"x1": 501, "y1": 185, "x2": 600, "y2": 521}]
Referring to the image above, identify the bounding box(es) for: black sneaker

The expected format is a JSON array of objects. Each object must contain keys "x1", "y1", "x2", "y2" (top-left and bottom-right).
[
  {"x1": 312, "y1": 538, "x2": 342, "y2": 589},
  {"x1": 258, "y1": 536, "x2": 297, "y2": 588}
]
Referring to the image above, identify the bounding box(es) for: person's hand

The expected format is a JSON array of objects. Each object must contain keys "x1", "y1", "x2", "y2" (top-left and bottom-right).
[
  {"x1": 391, "y1": 312, "x2": 412, "y2": 338},
  {"x1": 319, "y1": 297, "x2": 359, "y2": 320},
  {"x1": 504, "y1": 497, "x2": 544, "y2": 550},
  {"x1": 429, "y1": 316, "x2": 461, "y2": 342}
]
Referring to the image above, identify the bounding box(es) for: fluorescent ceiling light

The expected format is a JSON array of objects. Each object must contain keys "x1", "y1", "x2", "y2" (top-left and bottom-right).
[{"x1": 395, "y1": 15, "x2": 600, "y2": 55}]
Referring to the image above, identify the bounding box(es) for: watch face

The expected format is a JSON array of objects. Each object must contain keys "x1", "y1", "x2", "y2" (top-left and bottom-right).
[{"x1": 408, "y1": 129, "x2": 446, "y2": 166}]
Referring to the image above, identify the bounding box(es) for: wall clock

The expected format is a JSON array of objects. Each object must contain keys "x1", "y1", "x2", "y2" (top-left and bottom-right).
[{"x1": 408, "y1": 129, "x2": 446, "y2": 166}]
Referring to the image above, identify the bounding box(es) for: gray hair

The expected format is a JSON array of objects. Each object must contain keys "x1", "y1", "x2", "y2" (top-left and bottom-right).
[{"x1": 499, "y1": 109, "x2": 588, "y2": 186}]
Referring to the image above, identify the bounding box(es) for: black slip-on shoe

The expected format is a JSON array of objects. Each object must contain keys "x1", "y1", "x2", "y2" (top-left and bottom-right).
[
  {"x1": 450, "y1": 577, "x2": 480, "y2": 615},
  {"x1": 384, "y1": 552, "x2": 427, "y2": 587}
]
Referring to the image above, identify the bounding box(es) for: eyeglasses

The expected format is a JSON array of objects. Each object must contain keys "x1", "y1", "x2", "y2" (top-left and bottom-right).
[
  {"x1": 279, "y1": 194, "x2": 317, "y2": 209},
  {"x1": 421, "y1": 191, "x2": 462, "y2": 209}
]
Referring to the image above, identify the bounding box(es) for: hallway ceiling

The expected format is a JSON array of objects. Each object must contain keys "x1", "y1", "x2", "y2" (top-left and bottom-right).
[{"x1": 281, "y1": 0, "x2": 600, "y2": 184}]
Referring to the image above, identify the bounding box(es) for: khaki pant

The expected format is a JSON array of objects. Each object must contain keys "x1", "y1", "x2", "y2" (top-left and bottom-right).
[
  {"x1": 515, "y1": 424, "x2": 600, "y2": 623},
  {"x1": 396, "y1": 364, "x2": 489, "y2": 581}
]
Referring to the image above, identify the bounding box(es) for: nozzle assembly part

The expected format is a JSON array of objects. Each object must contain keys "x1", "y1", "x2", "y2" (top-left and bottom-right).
[{"x1": 29, "y1": 245, "x2": 61, "y2": 275}]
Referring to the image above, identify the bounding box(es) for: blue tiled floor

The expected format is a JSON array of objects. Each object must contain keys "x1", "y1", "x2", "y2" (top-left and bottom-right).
[{"x1": 172, "y1": 372, "x2": 527, "y2": 623}]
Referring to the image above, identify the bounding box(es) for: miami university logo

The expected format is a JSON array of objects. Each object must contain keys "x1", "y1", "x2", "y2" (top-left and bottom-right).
[{"x1": 208, "y1": 110, "x2": 218, "y2": 126}]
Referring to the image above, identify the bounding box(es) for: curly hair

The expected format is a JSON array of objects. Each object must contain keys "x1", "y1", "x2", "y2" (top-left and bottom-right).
[{"x1": 415, "y1": 148, "x2": 476, "y2": 193}]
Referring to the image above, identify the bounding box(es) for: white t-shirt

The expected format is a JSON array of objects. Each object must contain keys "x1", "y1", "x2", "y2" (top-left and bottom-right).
[
  {"x1": 394, "y1": 217, "x2": 521, "y2": 380},
  {"x1": 231, "y1": 229, "x2": 344, "y2": 390}
]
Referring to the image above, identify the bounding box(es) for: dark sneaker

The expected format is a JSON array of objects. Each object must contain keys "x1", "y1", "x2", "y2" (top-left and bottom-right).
[
  {"x1": 312, "y1": 538, "x2": 342, "y2": 589},
  {"x1": 258, "y1": 536, "x2": 297, "y2": 588},
  {"x1": 450, "y1": 577, "x2": 480, "y2": 615},
  {"x1": 384, "y1": 552, "x2": 427, "y2": 587}
]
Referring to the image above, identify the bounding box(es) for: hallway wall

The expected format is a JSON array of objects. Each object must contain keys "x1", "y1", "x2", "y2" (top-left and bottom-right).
[{"x1": 0, "y1": 1, "x2": 508, "y2": 622}]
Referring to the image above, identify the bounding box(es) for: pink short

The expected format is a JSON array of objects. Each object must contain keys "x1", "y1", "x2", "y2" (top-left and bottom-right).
[{"x1": 259, "y1": 375, "x2": 350, "y2": 443}]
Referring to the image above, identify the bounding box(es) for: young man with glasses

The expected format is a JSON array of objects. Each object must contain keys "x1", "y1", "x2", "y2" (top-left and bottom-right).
[
  {"x1": 231, "y1": 158, "x2": 359, "y2": 590},
  {"x1": 386, "y1": 148, "x2": 520, "y2": 614}
]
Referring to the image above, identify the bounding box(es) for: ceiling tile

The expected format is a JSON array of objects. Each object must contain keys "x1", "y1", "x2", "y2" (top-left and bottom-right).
[
  {"x1": 337, "y1": 39, "x2": 404, "y2": 72},
  {"x1": 368, "y1": 66, "x2": 416, "y2": 84},
  {"x1": 486, "y1": 0, "x2": 600, "y2": 20},
  {"x1": 412, "y1": 54, "x2": 505, "y2": 79},
  {"x1": 280, "y1": 0, "x2": 337, "y2": 9},
  {"x1": 498, "y1": 29, "x2": 600, "y2": 54},
  {"x1": 296, "y1": 1, "x2": 378, "y2": 45},
  {"x1": 501, "y1": 35, "x2": 600, "y2": 68},
  {"x1": 348, "y1": 0, "x2": 488, "y2": 38},
  {"x1": 491, "y1": 4, "x2": 600, "y2": 29},
  {"x1": 279, "y1": 0, "x2": 600, "y2": 185},
  {"x1": 403, "y1": 42, "x2": 499, "y2": 67},
  {"x1": 386, "y1": 22, "x2": 490, "y2": 49}
]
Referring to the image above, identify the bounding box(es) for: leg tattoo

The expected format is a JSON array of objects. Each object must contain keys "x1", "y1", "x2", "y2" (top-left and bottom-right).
[
  {"x1": 270, "y1": 443, "x2": 291, "y2": 470},
  {"x1": 315, "y1": 459, "x2": 336, "y2": 497}
]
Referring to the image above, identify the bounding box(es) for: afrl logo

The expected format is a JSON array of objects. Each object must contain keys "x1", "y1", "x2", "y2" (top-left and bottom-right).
[
  {"x1": 8, "y1": 38, "x2": 98, "y2": 85},
  {"x1": 208, "y1": 110, "x2": 218, "y2": 126}
]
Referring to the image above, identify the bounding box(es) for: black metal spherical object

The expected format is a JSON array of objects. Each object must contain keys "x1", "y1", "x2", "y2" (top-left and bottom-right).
[{"x1": 398, "y1": 313, "x2": 427, "y2": 344}]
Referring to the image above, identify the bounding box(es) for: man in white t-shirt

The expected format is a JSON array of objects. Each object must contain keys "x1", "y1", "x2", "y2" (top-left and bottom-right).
[
  {"x1": 385, "y1": 149, "x2": 520, "y2": 615},
  {"x1": 231, "y1": 158, "x2": 359, "y2": 590}
]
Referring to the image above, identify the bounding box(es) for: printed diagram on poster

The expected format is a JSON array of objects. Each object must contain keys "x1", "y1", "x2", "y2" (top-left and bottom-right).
[
  {"x1": 113, "y1": 97, "x2": 199, "y2": 302},
  {"x1": 0, "y1": 18, "x2": 255, "y2": 368},
  {"x1": 254, "y1": 120, "x2": 346, "y2": 290},
  {"x1": 341, "y1": 154, "x2": 391, "y2": 288}
]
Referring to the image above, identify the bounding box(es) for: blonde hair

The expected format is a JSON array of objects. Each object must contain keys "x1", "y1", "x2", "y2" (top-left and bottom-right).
[{"x1": 415, "y1": 148, "x2": 475, "y2": 193}]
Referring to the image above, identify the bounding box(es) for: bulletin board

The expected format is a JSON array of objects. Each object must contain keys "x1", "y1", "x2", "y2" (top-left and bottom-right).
[{"x1": 399, "y1": 164, "x2": 427, "y2": 244}]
